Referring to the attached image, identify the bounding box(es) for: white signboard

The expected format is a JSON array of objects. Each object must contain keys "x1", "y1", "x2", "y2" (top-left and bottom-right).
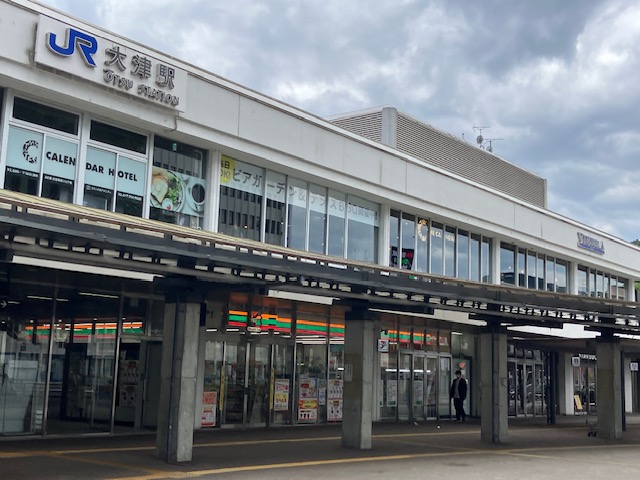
[
  {"x1": 35, "y1": 16, "x2": 187, "y2": 111},
  {"x1": 631, "y1": 362, "x2": 639, "y2": 372},
  {"x1": 42, "y1": 136, "x2": 78, "y2": 184},
  {"x1": 220, "y1": 156, "x2": 264, "y2": 196},
  {"x1": 6, "y1": 126, "x2": 43, "y2": 175}
]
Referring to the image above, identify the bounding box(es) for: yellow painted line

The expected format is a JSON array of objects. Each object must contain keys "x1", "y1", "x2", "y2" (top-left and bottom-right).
[
  {"x1": 0, "y1": 430, "x2": 477, "y2": 459},
  {"x1": 0, "y1": 445, "x2": 155, "y2": 459},
  {"x1": 109, "y1": 442, "x2": 640, "y2": 480},
  {"x1": 45, "y1": 452, "x2": 165, "y2": 476},
  {"x1": 110, "y1": 450, "x2": 474, "y2": 480}
]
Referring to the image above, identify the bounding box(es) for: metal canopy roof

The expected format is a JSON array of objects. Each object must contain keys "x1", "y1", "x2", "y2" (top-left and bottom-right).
[{"x1": 1, "y1": 190, "x2": 638, "y2": 335}]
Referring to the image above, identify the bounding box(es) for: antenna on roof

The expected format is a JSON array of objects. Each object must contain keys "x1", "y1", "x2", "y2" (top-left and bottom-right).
[
  {"x1": 472, "y1": 123, "x2": 490, "y2": 148},
  {"x1": 485, "y1": 138, "x2": 503, "y2": 153}
]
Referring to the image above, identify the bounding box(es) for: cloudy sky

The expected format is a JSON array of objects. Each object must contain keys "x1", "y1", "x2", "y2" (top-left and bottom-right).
[{"x1": 40, "y1": 0, "x2": 640, "y2": 242}]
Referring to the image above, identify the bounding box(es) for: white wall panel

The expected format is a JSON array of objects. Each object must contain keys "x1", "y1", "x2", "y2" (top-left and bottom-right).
[
  {"x1": 183, "y1": 77, "x2": 240, "y2": 137},
  {"x1": 0, "y1": 2, "x2": 34, "y2": 65}
]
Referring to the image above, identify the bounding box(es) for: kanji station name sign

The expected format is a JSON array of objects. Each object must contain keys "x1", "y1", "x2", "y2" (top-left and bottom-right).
[{"x1": 35, "y1": 16, "x2": 187, "y2": 112}]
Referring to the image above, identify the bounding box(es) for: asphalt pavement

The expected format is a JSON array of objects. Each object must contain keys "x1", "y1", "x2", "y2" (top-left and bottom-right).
[{"x1": 2, "y1": 416, "x2": 640, "y2": 480}]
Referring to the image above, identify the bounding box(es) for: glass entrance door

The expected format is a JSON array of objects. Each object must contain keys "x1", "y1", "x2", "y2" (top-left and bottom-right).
[
  {"x1": 412, "y1": 356, "x2": 425, "y2": 420},
  {"x1": 221, "y1": 340, "x2": 270, "y2": 427},
  {"x1": 439, "y1": 356, "x2": 451, "y2": 419},
  {"x1": 46, "y1": 290, "x2": 118, "y2": 435},
  {"x1": 425, "y1": 356, "x2": 437, "y2": 418},
  {"x1": 398, "y1": 353, "x2": 412, "y2": 420},
  {"x1": 246, "y1": 344, "x2": 269, "y2": 426}
]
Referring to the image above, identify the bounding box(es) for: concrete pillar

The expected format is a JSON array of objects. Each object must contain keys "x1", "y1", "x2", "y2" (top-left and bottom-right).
[
  {"x1": 341, "y1": 308, "x2": 375, "y2": 449},
  {"x1": 557, "y1": 352, "x2": 574, "y2": 415},
  {"x1": 156, "y1": 300, "x2": 201, "y2": 463},
  {"x1": 596, "y1": 336, "x2": 622, "y2": 439},
  {"x1": 479, "y1": 327, "x2": 508, "y2": 444}
]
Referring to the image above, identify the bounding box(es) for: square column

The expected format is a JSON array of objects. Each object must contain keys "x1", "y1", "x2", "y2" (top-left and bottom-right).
[
  {"x1": 156, "y1": 300, "x2": 201, "y2": 463},
  {"x1": 341, "y1": 308, "x2": 375, "y2": 450},
  {"x1": 596, "y1": 336, "x2": 622, "y2": 439},
  {"x1": 479, "y1": 327, "x2": 508, "y2": 444}
]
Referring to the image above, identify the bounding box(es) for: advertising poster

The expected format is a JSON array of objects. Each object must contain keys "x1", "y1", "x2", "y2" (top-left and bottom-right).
[
  {"x1": 328, "y1": 379, "x2": 343, "y2": 399},
  {"x1": 150, "y1": 166, "x2": 206, "y2": 217},
  {"x1": 273, "y1": 379, "x2": 290, "y2": 411},
  {"x1": 298, "y1": 377, "x2": 318, "y2": 399},
  {"x1": 201, "y1": 391, "x2": 217, "y2": 427},
  {"x1": 414, "y1": 380, "x2": 424, "y2": 406},
  {"x1": 298, "y1": 399, "x2": 318, "y2": 423},
  {"x1": 328, "y1": 399, "x2": 343, "y2": 421},
  {"x1": 387, "y1": 379, "x2": 398, "y2": 407}
]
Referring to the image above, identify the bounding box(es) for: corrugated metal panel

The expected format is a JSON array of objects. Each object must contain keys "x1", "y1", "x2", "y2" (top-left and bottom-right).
[
  {"x1": 396, "y1": 114, "x2": 545, "y2": 207},
  {"x1": 329, "y1": 111, "x2": 383, "y2": 143},
  {"x1": 328, "y1": 108, "x2": 546, "y2": 208}
]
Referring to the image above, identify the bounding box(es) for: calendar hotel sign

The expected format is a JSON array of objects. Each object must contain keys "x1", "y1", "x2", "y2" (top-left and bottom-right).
[{"x1": 35, "y1": 16, "x2": 187, "y2": 112}]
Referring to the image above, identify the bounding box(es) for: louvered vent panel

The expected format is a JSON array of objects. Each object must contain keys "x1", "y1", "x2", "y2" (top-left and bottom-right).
[
  {"x1": 396, "y1": 114, "x2": 545, "y2": 207},
  {"x1": 330, "y1": 111, "x2": 383, "y2": 143}
]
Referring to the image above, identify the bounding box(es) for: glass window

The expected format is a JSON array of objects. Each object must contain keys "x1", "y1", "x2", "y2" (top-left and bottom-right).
[
  {"x1": 84, "y1": 147, "x2": 116, "y2": 211},
  {"x1": 430, "y1": 222, "x2": 443, "y2": 275},
  {"x1": 546, "y1": 258, "x2": 556, "y2": 292},
  {"x1": 13, "y1": 97, "x2": 79, "y2": 135},
  {"x1": 577, "y1": 267, "x2": 589, "y2": 296},
  {"x1": 89, "y1": 121, "x2": 147, "y2": 154},
  {"x1": 416, "y1": 218, "x2": 429, "y2": 273},
  {"x1": 500, "y1": 243, "x2": 516, "y2": 285},
  {"x1": 610, "y1": 276, "x2": 619, "y2": 300},
  {"x1": 617, "y1": 278, "x2": 627, "y2": 300},
  {"x1": 389, "y1": 209, "x2": 400, "y2": 268},
  {"x1": 296, "y1": 307, "x2": 328, "y2": 424},
  {"x1": 470, "y1": 233, "x2": 481, "y2": 282},
  {"x1": 4, "y1": 124, "x2": 78, "y2": 203},
  {"x1": 4, "y1": 125, "x2": 43, "y2": 196},
  {"x1": 347, "y1": 196, "x2": 379, "y2": 263},
  {"x1": 265, "y1": 171, "x2": 286, "y2": 246},
  {"x1": 84, "y1": 146, "x2": 146, "y2": 217},
  {"x1": 115, "y1": 156, "x2": 146, "y2": 217},
  {"x1": 308, "y1": 184, "x2": 327, "y2": 254},
  {"x1": 401, "y1": 213, "x2": 416, "y2": 270},
  {"x1": 287, "y1": 178, "x2": 307, "y2": 250},
  {"x1": 327, "y1": 190, "x2": 346, "y2": 257},
  {"x1": 481, "y1": 237, "x2": 491, "y2": 283},
  {"x1": 604, "y1": 275, "x2": 611, "y2": 299},
  {"x1": 588, "y1": 270, "x2": 596, "y2": 297},
  {"x1": 556, "y1": 260, "x2": 568, "y2": 294},
  {"x1": 596, "y1": 272, "x2": 604, "y2": 298},
  {"x1": 457, "y1": 230, "x2": 469, "y2": 279},
  {"x1": 517, "y1": 249, "x2": 526, "y2": 287},
  {"x1": 527, "y1": 252, "x2": 537, "y2": 289},
  {"x1": 151, "y1": 136, "x2": 207, "y2": 229},
  {"x1": 537, "y1": 255, "x2": 545, "y2": 290},
  {"x1": 41, "y1": 136, "x2": 77, "y2": 203},
  {"x1": 444, "y1": 226, "x2": 455, "y2": 277}
]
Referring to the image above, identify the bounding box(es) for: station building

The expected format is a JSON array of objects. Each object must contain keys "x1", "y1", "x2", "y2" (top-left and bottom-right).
[{"x1": 1, "y1": 0, "x2": 639, "y2": 461}]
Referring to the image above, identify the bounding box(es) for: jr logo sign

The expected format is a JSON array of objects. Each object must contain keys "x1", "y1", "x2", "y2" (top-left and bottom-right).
[{"x1": 46, "y1": 27, "x2": 98, "y2": 67}]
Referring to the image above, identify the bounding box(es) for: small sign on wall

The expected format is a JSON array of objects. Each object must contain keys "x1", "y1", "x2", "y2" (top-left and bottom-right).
[
  {"x1": 630, "y1": 362, "x2": 639, "y2": 372},
  {"x1": 572, "y1": 356, "x2": 581, "y2": 367}
]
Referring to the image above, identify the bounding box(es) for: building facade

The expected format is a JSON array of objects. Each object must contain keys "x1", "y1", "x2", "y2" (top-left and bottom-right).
[{"x1": 1, "y1": 0, "x2": 639, "y2": 443}]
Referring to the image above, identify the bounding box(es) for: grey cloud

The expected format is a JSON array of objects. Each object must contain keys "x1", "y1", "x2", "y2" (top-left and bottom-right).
[{"x1": 38, "y1": 0, "x2": 640, "y2": 241}]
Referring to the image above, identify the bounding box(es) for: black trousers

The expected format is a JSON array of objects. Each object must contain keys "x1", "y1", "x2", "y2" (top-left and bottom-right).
[{"x1": 453, "y1": 397, "x2": 466, "y2": 420}]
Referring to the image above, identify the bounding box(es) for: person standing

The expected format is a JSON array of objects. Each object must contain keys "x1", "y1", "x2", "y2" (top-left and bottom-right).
[{"x1": 450, "y1": 369, "x2": 467, "y2": 422}]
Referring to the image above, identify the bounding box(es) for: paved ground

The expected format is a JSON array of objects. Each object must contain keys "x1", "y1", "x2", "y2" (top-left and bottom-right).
[{"x1": 2, "y1": 416, "x2": 640, "y2": 480}]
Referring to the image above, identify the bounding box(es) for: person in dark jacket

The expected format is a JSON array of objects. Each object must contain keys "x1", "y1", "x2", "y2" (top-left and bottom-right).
[{"x1": 450, "y1": 369, "x2": 468, "y2": 422}]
